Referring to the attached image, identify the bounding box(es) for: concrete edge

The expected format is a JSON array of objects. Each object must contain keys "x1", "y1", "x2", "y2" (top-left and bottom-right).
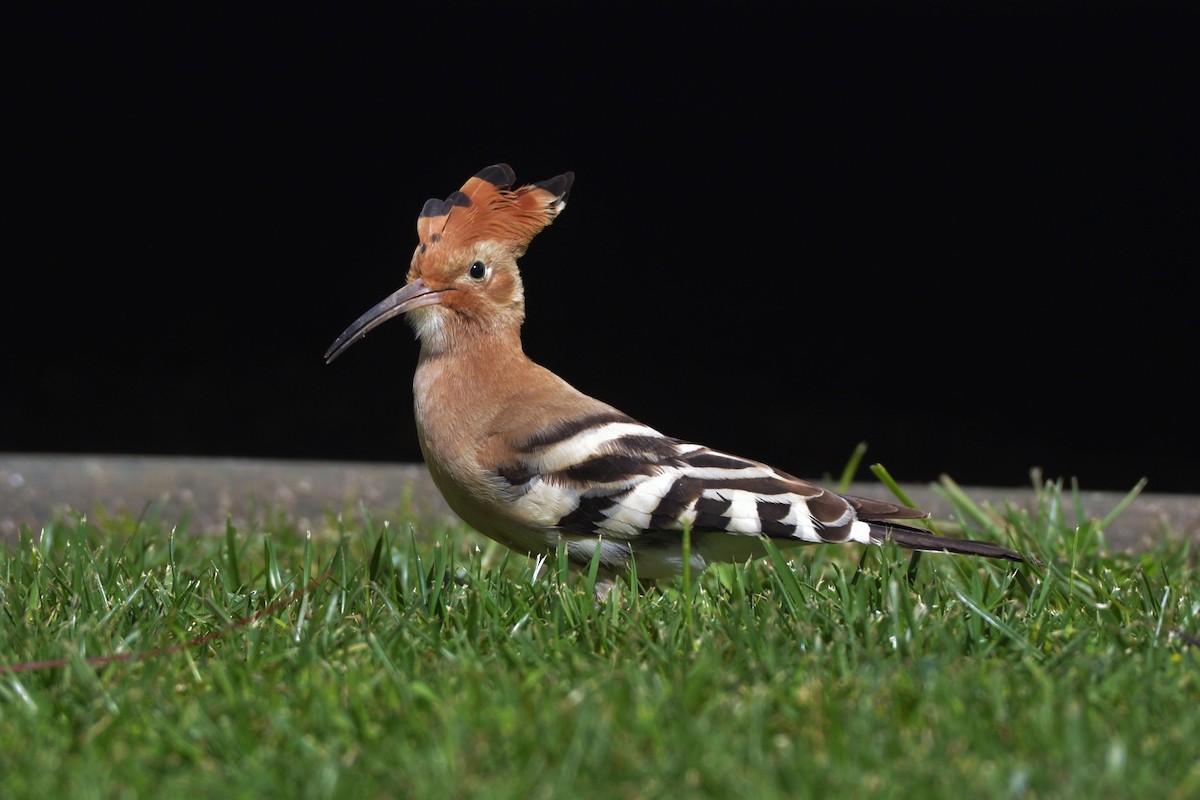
[{"x1": 3, "y1": 453, "x2": 1198, "y2": 552}]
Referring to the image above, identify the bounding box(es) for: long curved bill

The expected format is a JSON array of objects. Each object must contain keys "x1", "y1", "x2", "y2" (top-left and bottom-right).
[{"x1": 324, "y1": 278, "x2": 444, "y2": 363}]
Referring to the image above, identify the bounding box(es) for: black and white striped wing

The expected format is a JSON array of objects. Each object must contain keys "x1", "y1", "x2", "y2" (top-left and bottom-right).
[{"x1": 496, "y1": 411, "x2": 898, "y2": 547}]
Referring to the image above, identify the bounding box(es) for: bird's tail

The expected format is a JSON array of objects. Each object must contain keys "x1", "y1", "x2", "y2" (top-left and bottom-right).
[{"x1": 869, "y1": 521, "x2": 1031, "y2": 563}]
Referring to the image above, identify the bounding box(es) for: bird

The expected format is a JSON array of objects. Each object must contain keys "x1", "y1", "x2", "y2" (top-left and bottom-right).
[{"x1": 325, "y1": 164, "x2": 1031, "y2": 601}]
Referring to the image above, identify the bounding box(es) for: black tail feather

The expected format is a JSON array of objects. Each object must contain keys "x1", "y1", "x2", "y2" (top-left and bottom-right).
[{"x1": 869, "y1": 522, "x2": 1033, "y2": 564}]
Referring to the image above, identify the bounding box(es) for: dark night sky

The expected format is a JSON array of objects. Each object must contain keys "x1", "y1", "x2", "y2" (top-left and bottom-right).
[{"x1": 5, "y1": 4, "x2": 1198, "y2": 494}]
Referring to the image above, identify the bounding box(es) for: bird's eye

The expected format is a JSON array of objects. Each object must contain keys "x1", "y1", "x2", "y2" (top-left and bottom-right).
[{"x1": 468, "y1": 261, "x2": 487, "y2": 280}]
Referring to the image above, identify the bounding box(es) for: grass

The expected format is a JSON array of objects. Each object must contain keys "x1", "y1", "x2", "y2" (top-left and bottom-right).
[{"x1": 0, "y1": 473, "x2": 1197, "y2": 799}]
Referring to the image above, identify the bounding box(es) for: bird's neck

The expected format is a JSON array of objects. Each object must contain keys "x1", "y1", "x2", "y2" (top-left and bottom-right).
[{"x1": 411, "y1": 320, "x2": 529, "y2": 469}]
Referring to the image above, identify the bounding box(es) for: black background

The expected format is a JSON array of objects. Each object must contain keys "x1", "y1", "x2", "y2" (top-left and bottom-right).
[{"x1": 6, "y1": 4, "x2": 1198, "y2": 494}]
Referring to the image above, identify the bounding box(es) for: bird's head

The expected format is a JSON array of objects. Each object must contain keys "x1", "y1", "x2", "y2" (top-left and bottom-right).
[{"x1": 325, "y1": 163, "x2": 574, "y2": 362}]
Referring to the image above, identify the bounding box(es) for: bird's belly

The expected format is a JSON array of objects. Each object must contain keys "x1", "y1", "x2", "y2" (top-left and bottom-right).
[
  {"x1": 632, "y1": 532, "x2": 812, "y2": 581},
  {"x1": 426, "y1": 459, "x2": 560, "y2": 556},
  {"x1": 694, "y1": 531, "x2": 811, "y2": 568},
  {"x1": 566, "y1": 532, "x2": 807, "y2": 582}
]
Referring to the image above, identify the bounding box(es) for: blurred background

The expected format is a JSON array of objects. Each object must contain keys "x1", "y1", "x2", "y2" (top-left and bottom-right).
[{"x1": 6, "y1": 4, "x2": 1197, "y2": 494}]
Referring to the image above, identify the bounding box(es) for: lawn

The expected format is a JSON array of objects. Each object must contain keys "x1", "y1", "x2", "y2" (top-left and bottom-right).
[{"x1": 1, "y1": 473, "x2": 1196, "y2": 799}]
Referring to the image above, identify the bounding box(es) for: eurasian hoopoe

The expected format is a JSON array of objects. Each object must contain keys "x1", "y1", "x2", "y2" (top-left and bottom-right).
[{"x1": 325, "y1": 164, "x2": 1030, "y2": 600}]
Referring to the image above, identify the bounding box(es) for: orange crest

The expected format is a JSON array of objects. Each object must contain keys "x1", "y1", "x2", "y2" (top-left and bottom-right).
[{"x1": 414, "y1": 164, "x2": 574, "y2": 258}]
